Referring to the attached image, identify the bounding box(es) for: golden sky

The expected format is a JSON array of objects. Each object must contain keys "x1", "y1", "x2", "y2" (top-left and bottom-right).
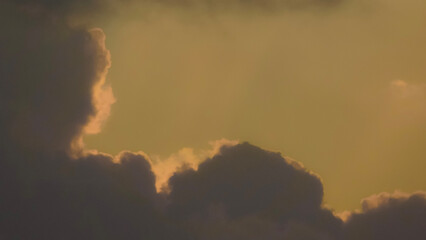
[{"x1": 84, "y1": 0, "x2": 426, "y2": 211}]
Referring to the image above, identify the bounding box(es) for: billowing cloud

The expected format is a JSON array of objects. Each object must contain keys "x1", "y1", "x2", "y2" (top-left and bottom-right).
[
  {"x1": 0, "y1": 0, "x2": 424, "y2": 239},
  {"x1": 166, "y1": 143, "x2": 343, "y2": 239},
  {"x1": 150, "y1": 139, "x2": 239, "y2": 191},
  {"x1": 0, "y1": 149, "x2": 185, "y2": 239},
  {"x1": 343, "y1": 191, "x2": 426, "y2": 240},
  {"x1": 0, "y1": 2, "x2": 114, "y2": 154}
]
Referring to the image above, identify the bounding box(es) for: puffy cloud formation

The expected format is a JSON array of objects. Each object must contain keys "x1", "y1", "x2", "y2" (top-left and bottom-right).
[
  {"x1": 166, "y1": 142, "x2": 343, "y2": 239},
  {"x1": 343, "y1": 191, "x2": 426, "y2": 240},
  {"x1": 150, "y1": 139, "x2": 239, "y2": 191},
  {"x1": 167, "y1": 143, "x2": 323, "y2": 221},
  {"x1": 0, "y1": 151, "x2": 177, "y2": 239},
  {"x1": 0, "y1": 2, "x2": 113, "y2": 153},
  {"x1": 0, "y1": 2, "x2": 168, "y2": 239},
  {"x1": 0, "y1": 0, "x2": 425, "y2": 239}
]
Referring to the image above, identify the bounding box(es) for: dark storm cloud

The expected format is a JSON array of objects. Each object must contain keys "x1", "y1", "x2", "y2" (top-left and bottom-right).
[
  {"x1": 168, "y1": 143, "x2": 323, "y2": 220},
  {"x1": 0, "y1": 0, "x2": 425, "y2": 239},
  {"x1": 166, "y1": 143, "x2": 343, "y2": 239},
  {"x1": 0, "y1": 1, "x2": 173, "y2": 239},
  {"x1": 343, "y1": 191, "x2": 426, "y2": 240},
  {"x1": 0, "y1": 149, "x2": 184, "y2": 239},
  {"x1": 0, "y1": 2, "x2": 111, "y2": 153}
]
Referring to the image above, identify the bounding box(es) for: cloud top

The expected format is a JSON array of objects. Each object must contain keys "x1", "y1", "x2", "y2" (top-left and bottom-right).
[{"x1": 344, "y1": 191, "x2": 426, "y2": 240}]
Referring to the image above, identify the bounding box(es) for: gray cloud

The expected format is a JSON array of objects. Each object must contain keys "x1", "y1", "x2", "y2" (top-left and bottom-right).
[
  {"x1": 166, "y1": 143, "x2": 343, "y2": 239},
  {"x1": 0, "y1": 2, "x2": 172, "y2": 239},
  {"x1": 0, "y1": 0, "x2": 425, "y2": 239},
  {"x1": 0, "y1": 150, "x2": 184, "y2": 239},
  {"x1": 0, "y1": 2, "x2": 112, "y2": 153},
  {"x1": 343, "y1": 191, "x2": 426, "y2": 240}
]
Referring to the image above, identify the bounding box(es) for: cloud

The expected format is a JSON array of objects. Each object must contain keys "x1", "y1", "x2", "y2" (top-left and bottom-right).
[
  {"x1": 390, "y1": 80, "x2": 426, "y2": 99},
  {"x1": 360, "y1": 191, "x2": 425, "y2": 211},
  {"x1": 0, "y1": 149, "x2": 186, "y2": 239},
  {"x1": 166, "y1": 142, "x2": 343, "y2": 239},
  {"x1": 343, "y1": 191, "x2": 426, "y2": 240},
  {"x1": 0, "y1": 0, "x2": 424, "y2": 239},
  {"x1": 0, "y1": 2, "x2": 167, "y2": 239},
  {"x1": 384, "y1": 80, "x2": 426, "y2": 127},
  {"x1": 82, "y1": 28, "x2": 116, "y2": 136},
  {"x1": 0, "y1": 3, "x2": 114, "y2": 154},
  {"x1": 149, "y1": 138, "x2": 239, "y2": 191}
]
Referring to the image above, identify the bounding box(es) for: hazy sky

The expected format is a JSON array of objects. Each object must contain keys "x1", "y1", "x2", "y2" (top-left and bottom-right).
[{"x1": 84, "y1": 0, "x2": 426, "y2": 211}]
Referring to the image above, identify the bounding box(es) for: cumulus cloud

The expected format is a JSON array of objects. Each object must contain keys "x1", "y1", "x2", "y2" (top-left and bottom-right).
[
  {"x1": 82, "y1": 28, "x2": 116, "y2": 136},
  {"x1": 343, "y1": 191, "x2": 426, "y2": 240},
  {"x1": 150, "y1": 138, "x2": 239, "y2": 191},
  {"x1": 166, "y1": 143, "x2": 343, "y2": 239},
  {"x1": 0, "y1": 149, "x2": 183, "y2": 239},
  {"x1": 0, "y1": 2, "x2": 114, "y2": 154},
  {"x1": 0, "y1": 0, "x2": 425, "y2": 239}
]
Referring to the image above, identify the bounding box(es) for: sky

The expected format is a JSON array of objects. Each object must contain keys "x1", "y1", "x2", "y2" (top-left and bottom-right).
[
  {"x1": 83, "y1": 0, "x2": 426, "y2": 211},
  {"x1": 0, "y1": 0, "x2": 425, "y2": 239}
]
